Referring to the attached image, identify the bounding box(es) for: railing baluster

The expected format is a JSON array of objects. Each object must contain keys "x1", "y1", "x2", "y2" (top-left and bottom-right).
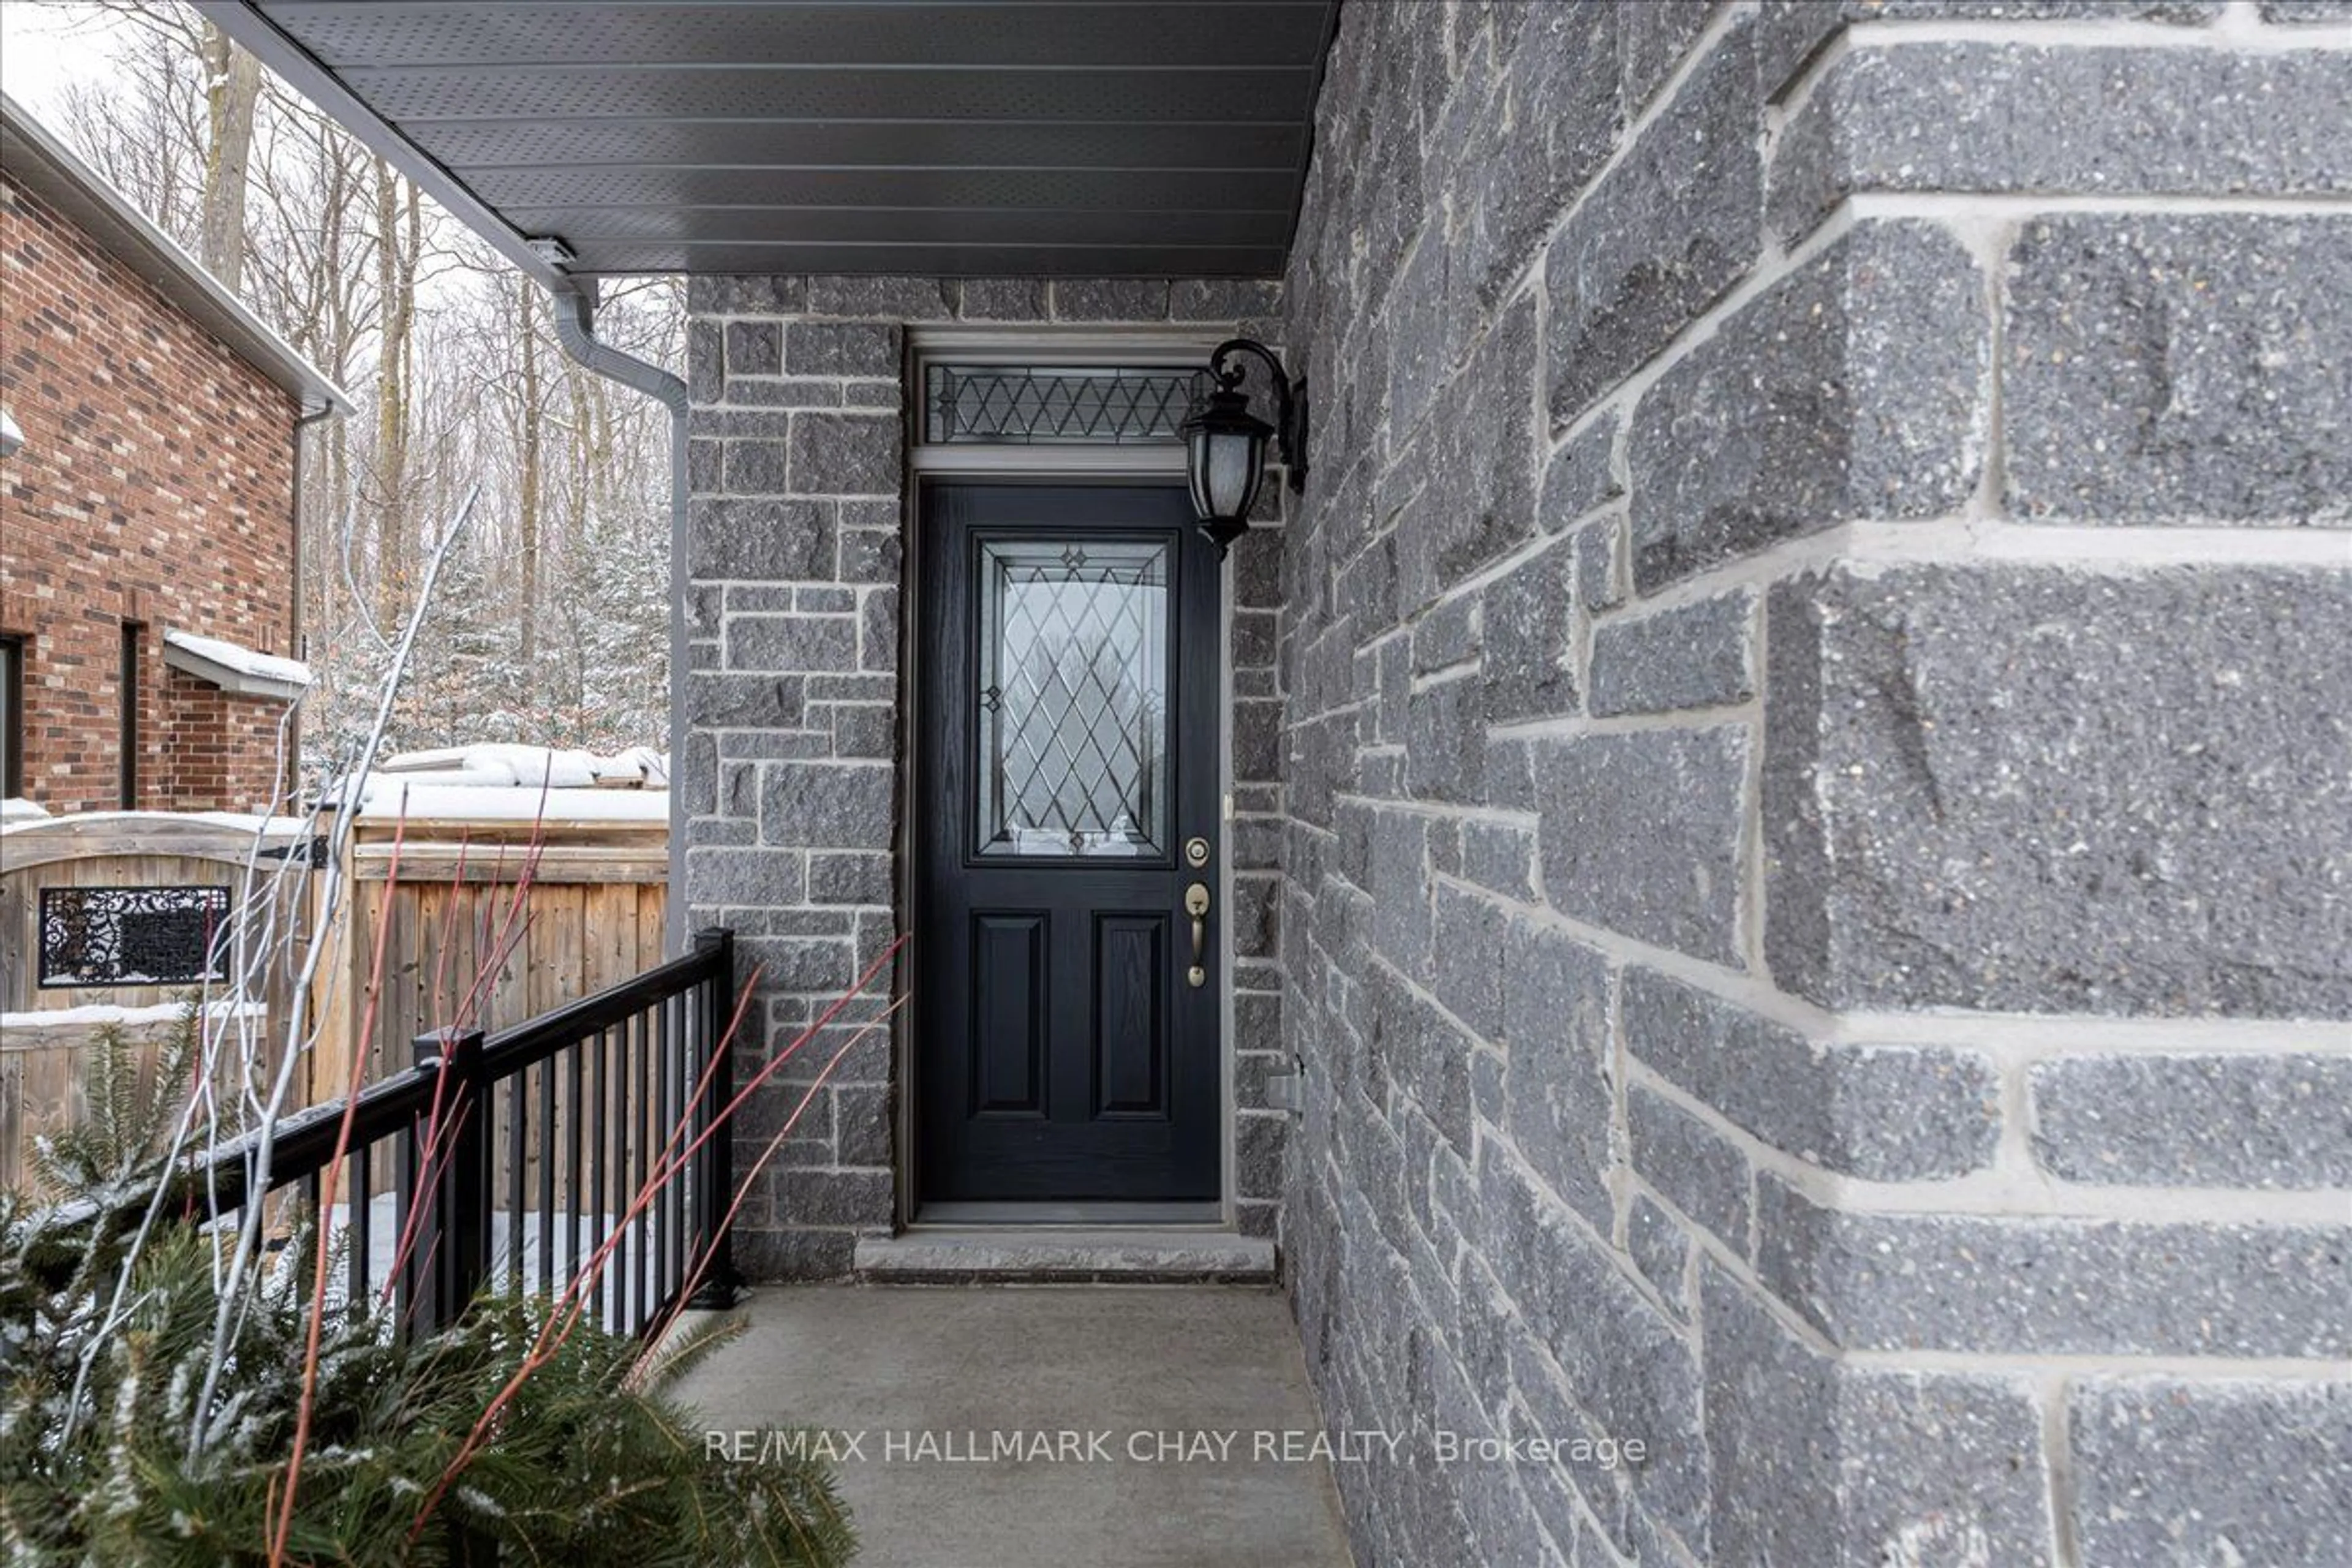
[
  {"x1": 538, "y1": 1054, "x2": 556, "y2": 1296},
  {"x1": 394, "y1": 1116, "x2": 419, "y2": 1333},
  {"x1": 506, "y1": 1071, "x2": 526, "y2": 1293},
  {"x1": 617, "y1": 1014, "x2": 635, "y2": 1335},
  {"x1": 610, "y1": 1020, "x2": 629, "y2": 1335},
  {"x1": 586, "y1": 1025, "x2": 606, "y2": 1329},
  {"x1": 674, "y1": 989, "x2": 690, "y2": 1305},
  {"x1": 300, "y1": 1171, "x2": 322, "y2": 1303},
  {"x1": 635, "y1": 1005, "x2": 652, "y2": 1333},
  {"x1": 609, "y1": 1019, "x2": 628, "y2": 1334},
  {"x1": 350, "y1": 1141, "x2": 372, "y2": 1313},
  {"x1": 658, "y1": 993, "x2": 678, "y2": 1312},
  {"x1": 713, "y1": 934, "x2": 737, "y2": 1302},
  {"x1": 567, "y1": 1036, "x2": 585, "y2": 1298},
  {"x1": 578, "y1": 1030, "x2": 597, "y2": 1325},
  {"x1": 412, "y1": 1030, "x2": 489, "y2": 1335},
  {"x1": 688, "y1": 930, "x2": 737, "y2": 1308},
  {"x1": 622, "y1": 1009, "x2": 636, "y2": 1334},
  {"x1": 609, "y1": 1017, "x2": 625, "y2": 1335}
]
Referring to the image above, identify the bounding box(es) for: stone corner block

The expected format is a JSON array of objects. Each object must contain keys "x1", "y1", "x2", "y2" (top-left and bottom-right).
[
  {"x1": 1702, "y1": 1263, "x2": 2054, "y2": 1568},
  {"x1": 1765, "y1": 562, "x2": 2352, "y2": 1017},
  {"x1": 1623, "y1": 968, "x2": 2000, "y2": 1180},
  {"x1": 1771, "y1": 45, "x2": 2352, "y2": 248},
  {"x1": 2029, "y1": 1052, "x2": 2352, "y2": 1189},
  {"x1": 1754, "y1": 1175, "x2": 2352, "y2": 1359},
  {"x1": 1629, "y1": 221, "x2": 1986, "y2": 593}
]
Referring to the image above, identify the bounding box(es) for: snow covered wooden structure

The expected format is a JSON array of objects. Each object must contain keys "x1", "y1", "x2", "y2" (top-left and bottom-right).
[{"x1": 312, "y1": 745, "x2": 672, "y2": 1091}]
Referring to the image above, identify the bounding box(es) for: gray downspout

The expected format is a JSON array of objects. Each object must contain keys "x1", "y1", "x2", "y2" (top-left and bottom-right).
[
  {"x1": 288, "y1": 403, "x2": 336, "y2": 807},
  {"x1": 549, "y1": 281, "x2": 690, "y2": 954}
]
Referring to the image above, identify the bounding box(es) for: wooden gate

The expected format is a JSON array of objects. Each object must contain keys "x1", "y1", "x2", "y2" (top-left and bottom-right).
[{"x1": 1, "y1": 813, "x2": 317, "y2": 1190}]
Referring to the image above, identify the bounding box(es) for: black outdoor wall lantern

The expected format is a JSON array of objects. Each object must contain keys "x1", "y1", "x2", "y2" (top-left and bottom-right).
[{"x1": 1182, "y1": 337, "x2": 1308, "y2": 557}]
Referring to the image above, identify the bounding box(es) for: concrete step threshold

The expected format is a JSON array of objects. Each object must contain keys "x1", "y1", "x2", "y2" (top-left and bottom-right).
[{"x1": 854, "y1": 1227, "x2": 1276, "y2": 1285}]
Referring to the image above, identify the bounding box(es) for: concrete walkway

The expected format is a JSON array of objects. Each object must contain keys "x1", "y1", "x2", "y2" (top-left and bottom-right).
[{"x1": 670, "y1": 1284, "x2": 1356, "y2": 1568}]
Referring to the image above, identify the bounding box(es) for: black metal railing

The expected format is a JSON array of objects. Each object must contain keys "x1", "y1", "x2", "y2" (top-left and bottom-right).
[{"x1": 190, "y1": 928, "x2": 737, "y2": 1338}]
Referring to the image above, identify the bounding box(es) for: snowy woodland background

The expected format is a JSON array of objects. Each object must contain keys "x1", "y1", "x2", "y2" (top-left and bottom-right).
[{"x1": 11, "y1": 1, "x2": 681, "y2": 775}]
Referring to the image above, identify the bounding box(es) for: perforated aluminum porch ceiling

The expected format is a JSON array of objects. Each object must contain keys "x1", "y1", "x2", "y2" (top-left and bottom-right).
[{"x1": 201, "y1": 1, "x2": 1338, "y2": 288}]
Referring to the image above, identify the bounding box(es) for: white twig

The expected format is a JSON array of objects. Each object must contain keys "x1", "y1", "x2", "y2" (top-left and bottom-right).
[{"x1": 180, "y1": 485, "x2": 480, "y2": 1452}]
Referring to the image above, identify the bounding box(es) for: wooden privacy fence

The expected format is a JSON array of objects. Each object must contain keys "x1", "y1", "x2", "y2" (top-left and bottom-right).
[
  {"x1": 315, "y1": 797, "x2": 671, "y2": 1095},
  {"x1": 2, "y1": 798, "x2": 670, "y2": 1193}
]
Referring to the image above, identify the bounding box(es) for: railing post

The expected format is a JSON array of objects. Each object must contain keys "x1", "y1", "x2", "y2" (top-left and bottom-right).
[
  {"x1": 411, "y1": 1028, "x2": 492, "y2": 1333},
  {"x1": 687, "y1": 928, "x2": 739, "y2": 1308}
]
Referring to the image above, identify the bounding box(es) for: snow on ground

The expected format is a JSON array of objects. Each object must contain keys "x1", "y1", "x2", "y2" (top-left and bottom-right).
[{"x1": 1, "y1": 797, "x2": 50, "y2": 823}]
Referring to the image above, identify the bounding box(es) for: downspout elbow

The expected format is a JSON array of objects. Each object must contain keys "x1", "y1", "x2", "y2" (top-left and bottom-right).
[{"x1": 550, "y1": 284, "x2": 688, "y2": 416}]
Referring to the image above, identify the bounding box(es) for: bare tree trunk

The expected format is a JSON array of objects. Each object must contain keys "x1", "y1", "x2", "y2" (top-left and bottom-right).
[
  {"x1": 371, "y1": 158, "x2": 419, "y2": 625},
  {"x1": 197, "y1": 21, "x2": 260, "y2": 290},
  {"x1": 517, "y1": 277, "x2": 543, "y2": 675}
]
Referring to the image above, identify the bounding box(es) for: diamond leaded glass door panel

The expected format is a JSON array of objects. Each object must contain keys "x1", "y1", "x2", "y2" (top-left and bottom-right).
[
  {"x1": 976, "y1": 538, "x2": 1169, "y2": 859},
  {"x1": 917, "y1": 484, "x2": 1221, "y2": 1204}
]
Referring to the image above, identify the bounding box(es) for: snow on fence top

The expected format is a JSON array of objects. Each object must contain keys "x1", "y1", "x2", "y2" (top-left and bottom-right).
[
  {"x1": 0, "y1": 810, "x2": 318, "y2": 870},
  {"x1": 0, "y1": 998, "x2": 270, "y2": 1035},
  {"x1": 344, "y1": 744, "x2": 670, "y2": 824}
]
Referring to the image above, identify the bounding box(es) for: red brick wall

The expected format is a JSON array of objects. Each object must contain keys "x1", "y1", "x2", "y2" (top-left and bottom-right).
[
  {"x1": 160, "y1": 666, "x2": 294, "y2": 812},
  {"x1": 0, "y1": 170, "x2": 301, "y2": 814}
]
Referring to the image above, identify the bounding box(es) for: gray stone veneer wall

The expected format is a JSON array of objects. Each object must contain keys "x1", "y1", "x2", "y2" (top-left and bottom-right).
[
  {"x1": 1276, "y1": 2, "x2": 2350, "y2": 1565},
  {"x1": 679, "y1": 276, "x2": 1287, "y2": 1278}
]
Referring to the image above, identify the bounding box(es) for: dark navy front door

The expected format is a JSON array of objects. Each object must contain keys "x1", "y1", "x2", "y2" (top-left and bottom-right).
[{"x1": 915, "y1": 483, "x2": 1221, "y2": 1202}]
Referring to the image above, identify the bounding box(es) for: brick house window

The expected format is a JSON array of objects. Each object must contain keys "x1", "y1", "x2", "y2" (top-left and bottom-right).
[
  {"x1": 1, "y1": 635, "x2": 22, "y2": 797},
  {"x1": 119, "y1": 620, "x2": 141, "y2": 809}
]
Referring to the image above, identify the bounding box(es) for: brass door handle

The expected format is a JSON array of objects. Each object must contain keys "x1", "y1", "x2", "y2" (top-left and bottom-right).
[{"x1": 1184, "y1": 882, "x2": 1210, "y2": 987}]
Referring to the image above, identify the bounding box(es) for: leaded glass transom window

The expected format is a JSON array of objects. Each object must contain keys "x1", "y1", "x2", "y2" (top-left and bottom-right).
[
  {"x1": 927, "y1": 365, "x2": 1212, "y2": 446},
  {"x1": 978, "y1": 538, "x2": 1169, "y2": 858}
]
